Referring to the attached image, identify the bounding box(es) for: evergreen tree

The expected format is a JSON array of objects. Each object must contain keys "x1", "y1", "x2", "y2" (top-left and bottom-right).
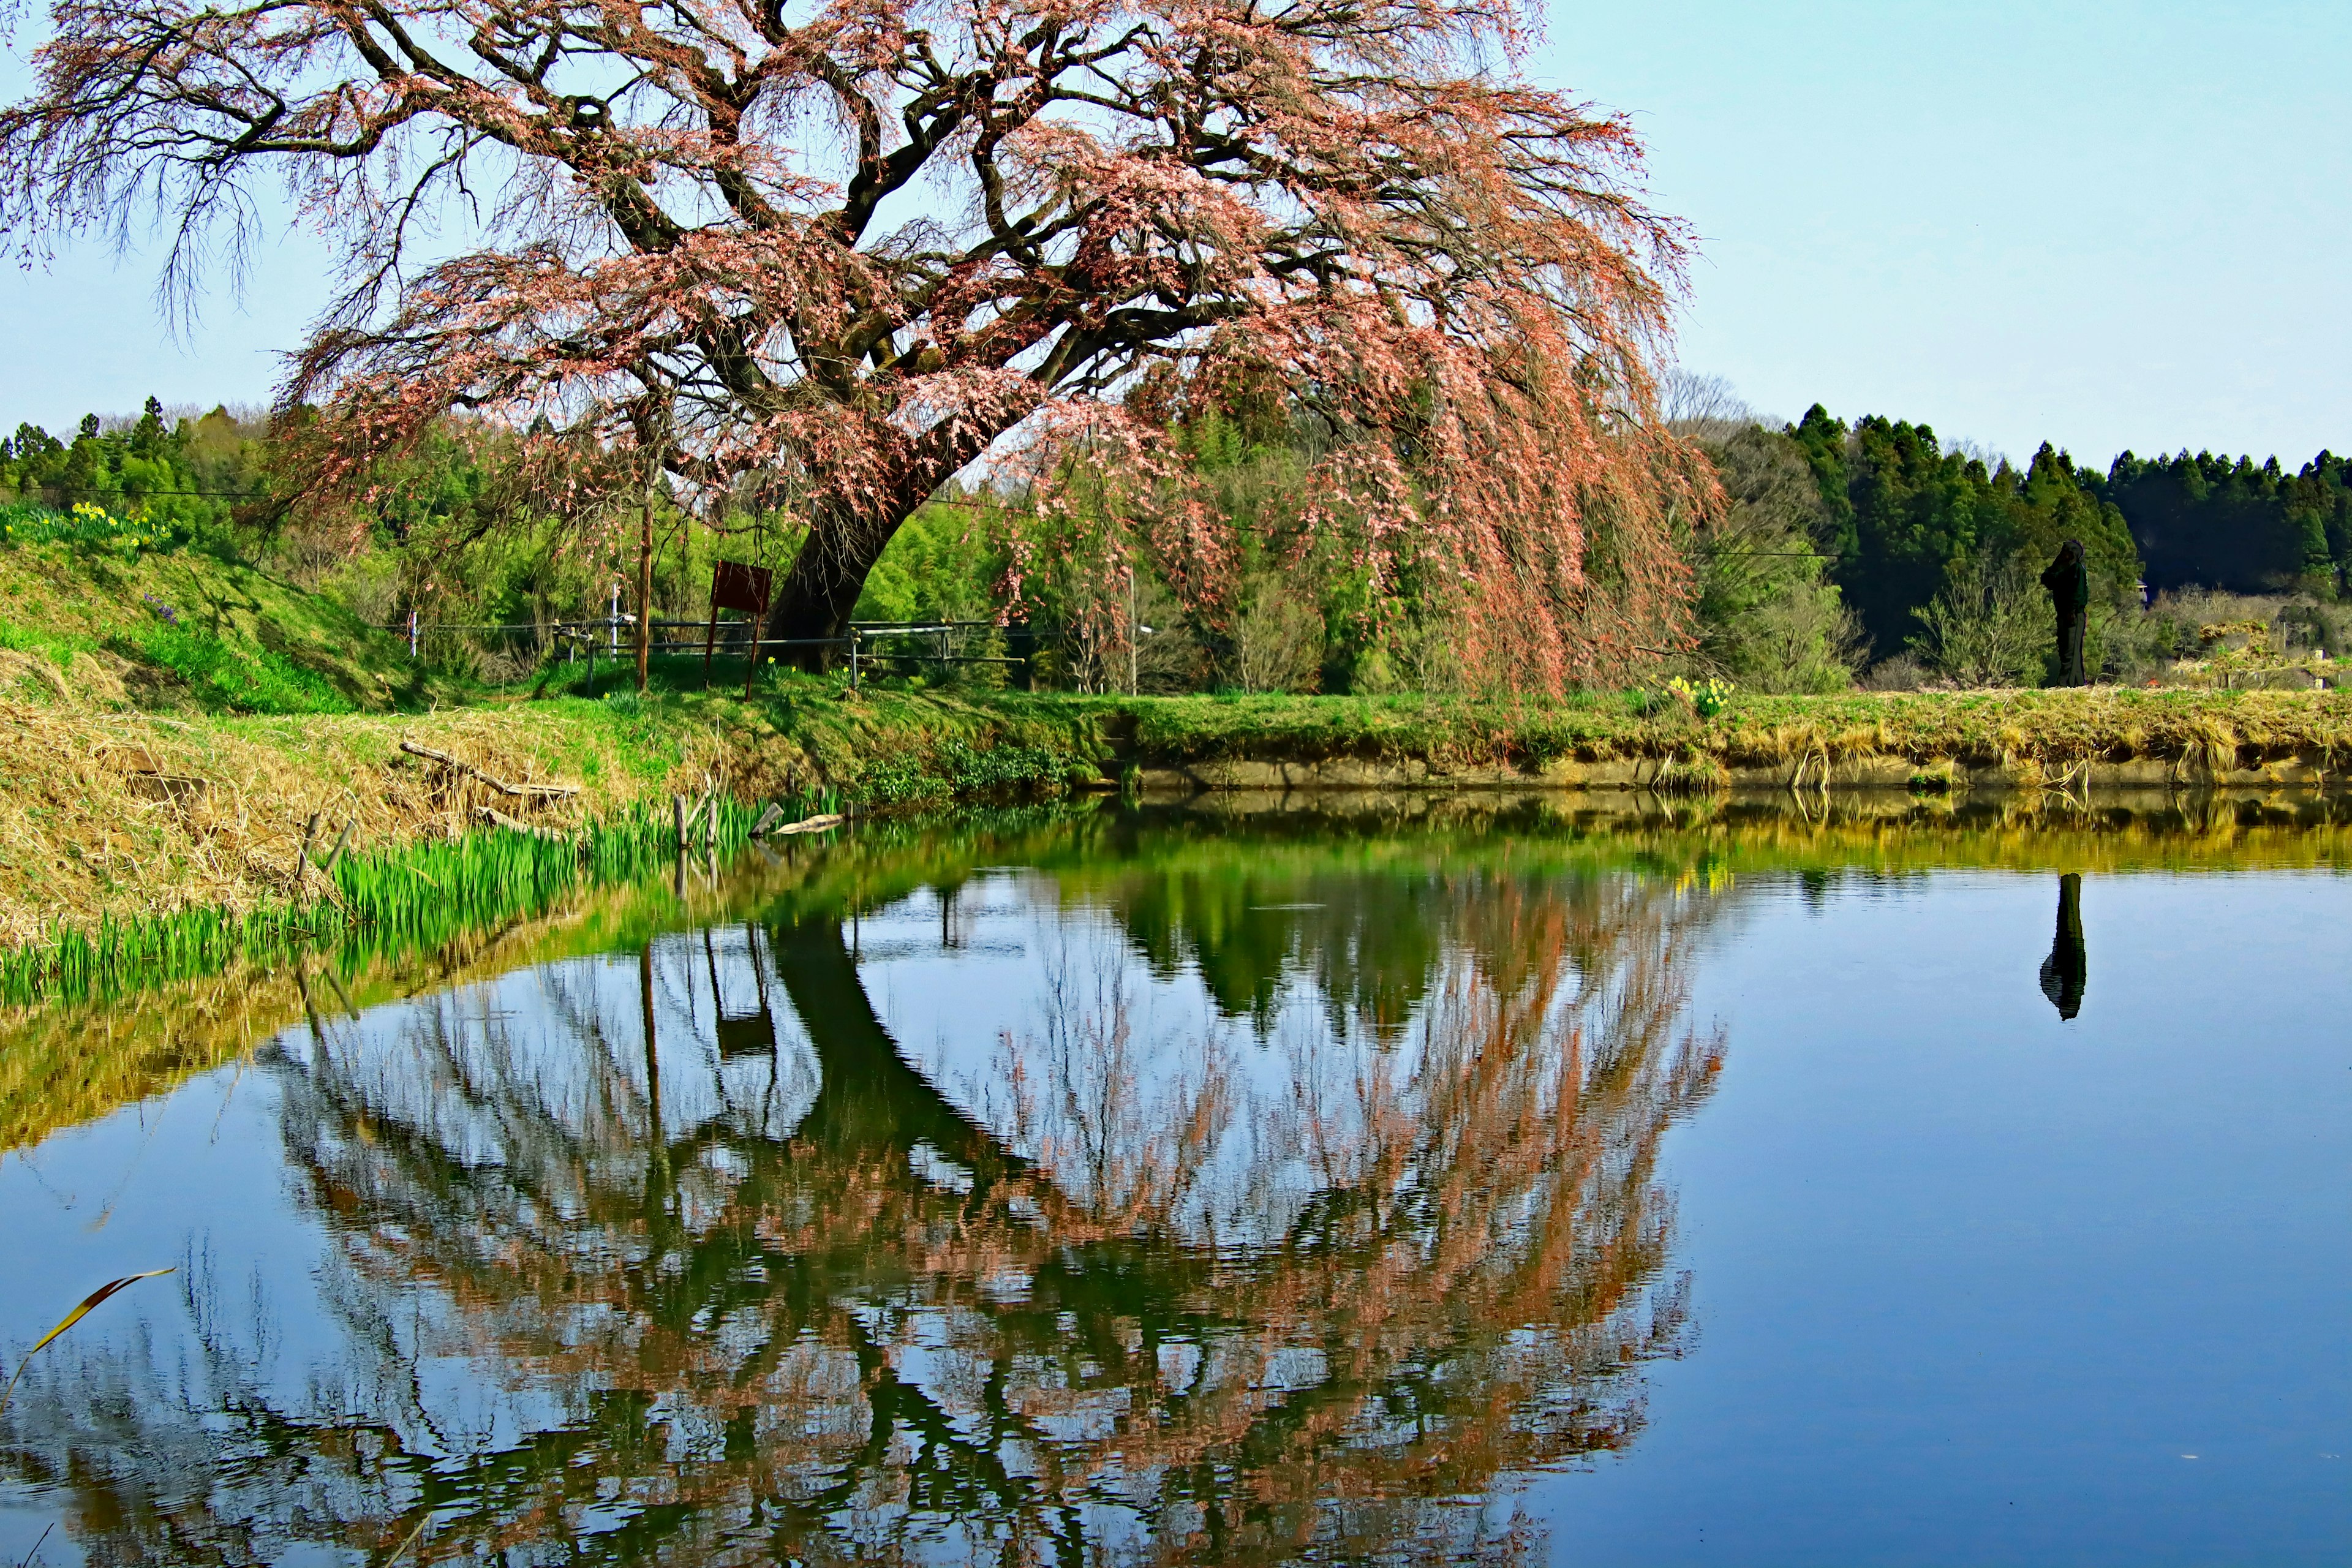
[{"x1": 2098, "y1": 448, "x2": 2352, "y2": 594}]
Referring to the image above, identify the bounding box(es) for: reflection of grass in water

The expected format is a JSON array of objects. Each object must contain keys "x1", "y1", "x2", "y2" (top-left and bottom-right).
[
  {"x1": 10, "y1": 791, "x2": 2350, "y2": 1155},
  {"x1": 0, "y1": 791, "x2": 836, "y2": 1008},
  {"x1": 0, "y1": 1268, "x2": 174, "y2": 1417},
  {"x1": 0, "y1": 866, "x2": 735, "y2": 1153},
  {"x1": 0, "y1": 802, "x2": 1066, "y2": 1155}
]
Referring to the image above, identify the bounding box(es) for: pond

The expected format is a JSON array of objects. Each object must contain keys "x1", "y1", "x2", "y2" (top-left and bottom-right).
[{"x1": 1, "y1": 796, "x2": 2346, "y2": 1566}]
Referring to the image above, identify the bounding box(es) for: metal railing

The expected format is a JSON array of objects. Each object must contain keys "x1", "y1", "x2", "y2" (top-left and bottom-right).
[{"x1": 386, "y1": 612, "x2": 1027, "y2": 692}]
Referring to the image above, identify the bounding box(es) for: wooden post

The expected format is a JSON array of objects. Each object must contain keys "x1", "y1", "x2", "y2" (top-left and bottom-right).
[
  {"x1": 296, "y1": 812, "x2": 322, "y2": 899},
  {"x1": 635, "y1": 480, "x2": 654, "y2": 693},
  {"x1": 703, "y1": 598, "x2": 720, "y2": 685},
  {"x1": 673, "y1": 794, "x2": 688, "y2": 852},
  {"x1": 323, "y1": 819, "x2": 354, "y2": 876}
]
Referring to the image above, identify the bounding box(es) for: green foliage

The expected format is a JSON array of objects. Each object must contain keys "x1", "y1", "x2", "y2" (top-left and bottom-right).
[
  {"x1": 1681, "y1": 424, "x2": 1861, "y2": 692},
  {"x1": 3, "y1": 398, "x2": 270, "y2": 537},
  {"x1": 850, "y1": 500, "x2": 1001, "y2": 624},
  {"x1": 24, "y1": 391, "x2": 2352, "y2": 709},
  {"x1": 853, "y1": 735, "x2": 1071, "y2": 805}
]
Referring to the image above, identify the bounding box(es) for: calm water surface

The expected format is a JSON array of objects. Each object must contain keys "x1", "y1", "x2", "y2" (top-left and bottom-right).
[{"x1": 1, "y1": 801, "x2": 2345, "y2": 1565}]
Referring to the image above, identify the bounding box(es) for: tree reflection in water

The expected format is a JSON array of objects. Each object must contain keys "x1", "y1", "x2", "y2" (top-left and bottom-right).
[{"x1": 3, "y1": 869, "x2": 1724, "y2": 1565}]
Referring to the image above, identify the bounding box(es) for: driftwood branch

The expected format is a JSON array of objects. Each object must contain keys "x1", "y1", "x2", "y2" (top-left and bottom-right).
[
  {"x1": 765, "y1": 812, "x2": 843, "y2": 838},
  {"x1": 401, "y1": 741, "x2": 581, "y2": 801},
  {"x1": 476, "y1": 805, "x2": 571, "y2": 842}
]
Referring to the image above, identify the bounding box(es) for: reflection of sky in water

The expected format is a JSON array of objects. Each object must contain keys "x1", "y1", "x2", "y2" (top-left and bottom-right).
[
  {"x1": 861, "y1": 872, "x2": 1359, "y2": 1240},
  {"x1": 1541, "y1": 872, "x2": 2352, "y2": 1564},
  {"x1": 1, "y1": 863, "x2": 2346, "y2": 1564}
]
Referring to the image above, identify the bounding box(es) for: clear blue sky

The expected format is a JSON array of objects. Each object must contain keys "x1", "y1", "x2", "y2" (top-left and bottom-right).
[{"x1": 2, "y1": 0, "x2": 2346, "y2": 467}]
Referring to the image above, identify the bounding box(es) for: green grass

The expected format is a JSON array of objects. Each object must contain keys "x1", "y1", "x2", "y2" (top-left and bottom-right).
[
  {"x1": 1074, "y1": 687, "x2": 2352, "y2": 773},
  {"x1": 0, "y1": 615, "x2": 97, "y2": 668},
  {"x1": 0, "y1": 505, "x2": 458, "y2": 711},
  {"x1": 108, "y1": 619, "x2": 357, "y2": 714},
  {"x1": 0, "y1": 787, "x2": 833, "y2": 1007}
]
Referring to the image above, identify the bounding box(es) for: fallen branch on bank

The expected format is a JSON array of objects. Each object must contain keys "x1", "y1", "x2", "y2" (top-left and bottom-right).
[
  {"x1": 399, "y1": 741, "x2": 581, "y2": 801},
  {"x1": 476, "y1": 805, "x2": 572, "y2": 843},
  {"x1": 750, "y1": 801, "x2": 843, "y2": 838}
]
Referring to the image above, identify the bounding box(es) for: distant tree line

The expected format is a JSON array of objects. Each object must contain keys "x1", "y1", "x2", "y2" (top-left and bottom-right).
[
  {"x1": 1785, "y1": 405, "x2": 2352, "y2": 648},
  {"x1": 2102, "y1": 449, "x2": 2352, "y2": 597},
  {"x1": 1, "y1": 398, "x2": 273, "y2": 531},
  {"x1": 7, "y1": 389, "x2": 2348, "y2": 692}
]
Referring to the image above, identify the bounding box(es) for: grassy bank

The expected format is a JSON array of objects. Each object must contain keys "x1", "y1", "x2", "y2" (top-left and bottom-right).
[
  {"x1": 0, "y1": 673, "x2": 1111, "y2": 961},
  {"x1": 1108, "y1": 685, "x2": 2352, "y2": 779},
  {"x1": 0, "y1": 524, "x2": 460, "y2": 714},
  {"x1": 5, "y1": 673, "x2": 2350, "y2": 946}
]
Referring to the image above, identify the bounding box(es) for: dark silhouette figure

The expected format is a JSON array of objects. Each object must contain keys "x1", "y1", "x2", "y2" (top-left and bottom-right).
[
  {"x1": 2041, "y1": 539, "x2": 2090, "y2": 687},
  {"x1": 2038, "y1": 872, "x2": 2087, "y2": 1019}
]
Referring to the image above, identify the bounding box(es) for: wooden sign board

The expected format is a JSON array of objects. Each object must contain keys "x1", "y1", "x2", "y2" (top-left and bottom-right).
[
  {"x1": 707, "y1": 560, "x2": 775, "y2": 693},
  {"x1": 710, "y1": 560, "x2": 773, "y2": 617}
]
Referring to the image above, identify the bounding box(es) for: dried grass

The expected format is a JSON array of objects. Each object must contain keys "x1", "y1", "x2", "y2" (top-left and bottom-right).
[{"x1": 0, "y1": 696, "x2": 717, "y2": 946}]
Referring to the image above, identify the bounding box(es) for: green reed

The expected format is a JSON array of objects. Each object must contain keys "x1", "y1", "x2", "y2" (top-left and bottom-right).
[{"x1": 0, "y1": 788, "x2": 837, "y2": 1008}]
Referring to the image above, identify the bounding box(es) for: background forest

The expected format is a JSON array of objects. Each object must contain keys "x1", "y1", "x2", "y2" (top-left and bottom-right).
[{"x1": 7, "y1": 385, "x2": 2350, "y2": 697}]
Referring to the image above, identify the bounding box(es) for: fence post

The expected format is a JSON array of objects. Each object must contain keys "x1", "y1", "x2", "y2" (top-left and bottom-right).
[{"x1": 848, "y1": 631, "x2": 860, "y2": 691}]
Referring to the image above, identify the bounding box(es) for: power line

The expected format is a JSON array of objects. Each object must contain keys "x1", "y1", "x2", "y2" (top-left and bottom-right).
[{"x1": 9, "y1": 484, "x2": 273, "y2": 500}]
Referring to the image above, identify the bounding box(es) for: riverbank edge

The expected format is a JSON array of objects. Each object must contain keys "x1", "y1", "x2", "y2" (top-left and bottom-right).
[{"x1": 3, "y1": 682, "x2": 2348, "y2": 942}]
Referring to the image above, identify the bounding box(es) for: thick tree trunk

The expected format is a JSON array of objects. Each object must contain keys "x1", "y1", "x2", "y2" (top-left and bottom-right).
[
  {"x1": 761, "y1": 504, "x2": 895, "y2": 672},
  {"x1": 762, "y1": 439, "x2": 989, "y2": 671}
]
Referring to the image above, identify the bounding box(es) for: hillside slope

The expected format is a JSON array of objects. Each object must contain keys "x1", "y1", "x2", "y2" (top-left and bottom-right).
[{"x1": 0, "y1": 524, "x2": 458, "y2": 713}]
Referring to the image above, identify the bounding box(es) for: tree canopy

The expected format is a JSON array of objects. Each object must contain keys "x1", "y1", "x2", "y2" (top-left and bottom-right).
[{"x1": 2100, "y1": 449, "x2": 2352, "y2": 596}]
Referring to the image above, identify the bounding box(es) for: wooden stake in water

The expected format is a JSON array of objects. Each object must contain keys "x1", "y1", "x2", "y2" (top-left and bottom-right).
[{"x1": 323, "y1": 819, "x2": 354, "y2": 876}]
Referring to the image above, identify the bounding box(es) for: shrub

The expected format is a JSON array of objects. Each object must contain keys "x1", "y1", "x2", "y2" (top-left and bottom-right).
[{"x1": 1910, "y1": 558, "x2": 2045, "y2": 687}]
